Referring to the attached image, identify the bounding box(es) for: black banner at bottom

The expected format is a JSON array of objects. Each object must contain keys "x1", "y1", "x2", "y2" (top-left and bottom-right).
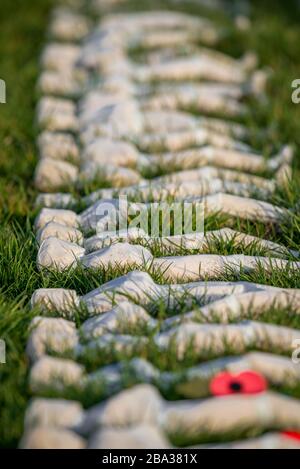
[{"x1": 0, "y1": 448, "x2": 298, "y2": 465}]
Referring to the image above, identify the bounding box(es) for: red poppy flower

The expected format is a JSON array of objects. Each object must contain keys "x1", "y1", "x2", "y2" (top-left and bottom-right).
[
  {"x1": 210, "y1": 370, "x2": 267, "y2": 396},
  {"x1": 281, "y1": 431, "x2": 300, "y2": 442}
]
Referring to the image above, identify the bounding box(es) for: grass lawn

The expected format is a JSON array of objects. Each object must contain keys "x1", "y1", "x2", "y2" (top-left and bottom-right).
[
  {"x1": 0, "y1": 0, "x2": 300, "y2": 448},
  {"x1": 0, "y1": 0, "x2": 55, "y2": 448}
]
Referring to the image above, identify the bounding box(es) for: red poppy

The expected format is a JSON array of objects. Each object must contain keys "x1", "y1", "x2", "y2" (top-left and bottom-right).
[
  {"x1": 281, "y1": 431, "x2": 300, "y2": 442},
  {"x1": 210, "y1": 370, "x2": 267, "y2": 396}
]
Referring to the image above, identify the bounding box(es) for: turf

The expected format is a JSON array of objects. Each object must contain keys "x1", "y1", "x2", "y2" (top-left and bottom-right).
[
  {"x1": 0, "y1": 0, "x2": 300, "y2": 448},
  {"x1": 0, "y1": 0, "x2": 55, "y2": 448}
]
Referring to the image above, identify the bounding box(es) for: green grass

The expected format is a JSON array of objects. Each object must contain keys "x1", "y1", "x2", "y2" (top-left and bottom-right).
[
  {"x1": 1, "y1": 0, "x2": 300, "y2": 448},
  {"x1": 0, "y1": 0, "x2": 56, "y2": 448}
]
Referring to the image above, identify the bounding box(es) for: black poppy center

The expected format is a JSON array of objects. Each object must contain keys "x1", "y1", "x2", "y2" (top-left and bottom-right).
[{"x1": 229, "y1": 380, "x2": 243, "y2": 392}]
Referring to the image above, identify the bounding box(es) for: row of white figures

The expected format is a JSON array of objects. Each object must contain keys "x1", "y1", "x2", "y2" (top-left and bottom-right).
[{"x1": 21, "y1": 1, "x2": 300, "y2": 449}]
